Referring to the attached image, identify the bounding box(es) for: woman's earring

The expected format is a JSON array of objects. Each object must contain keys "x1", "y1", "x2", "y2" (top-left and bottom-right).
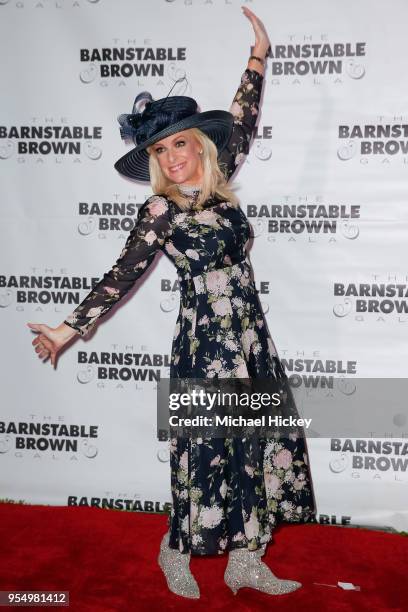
[{"x1": 199, "y1": 150, "x2": 203, "y2": 154}]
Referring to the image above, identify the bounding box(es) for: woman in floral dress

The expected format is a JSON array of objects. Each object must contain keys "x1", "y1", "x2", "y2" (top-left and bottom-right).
[{"x1": 28, "y1": 6, "x2": 316, "y2": 600}]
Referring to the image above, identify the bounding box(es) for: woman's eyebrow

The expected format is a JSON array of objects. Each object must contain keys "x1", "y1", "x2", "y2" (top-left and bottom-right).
[{"x1": 154, "y1": 136, "x2": 185, "y2": 149}]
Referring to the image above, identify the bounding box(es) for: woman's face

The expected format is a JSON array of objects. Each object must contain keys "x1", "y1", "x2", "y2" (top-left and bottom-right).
[{"x1": 151, "y1": 129, "x2": 203, "y2": 185}]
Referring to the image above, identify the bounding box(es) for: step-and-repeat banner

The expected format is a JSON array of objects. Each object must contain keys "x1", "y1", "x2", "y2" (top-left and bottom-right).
[{"x1": 1, "y1": 0, "x2": 407, "y2": 532}]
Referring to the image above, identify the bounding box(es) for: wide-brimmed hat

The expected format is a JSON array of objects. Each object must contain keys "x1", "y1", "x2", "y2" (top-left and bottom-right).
[{"x1": 114, "y1": 88, "x2": 233, "y2": 182}]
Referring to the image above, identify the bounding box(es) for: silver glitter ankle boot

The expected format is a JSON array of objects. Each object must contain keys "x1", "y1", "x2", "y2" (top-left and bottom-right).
[
  {"x1": 224, "y1": 546, "x2": 302, "y2": 595},
  {"x1": 157, "y1": 532, "x2": 200, "y2": 599}
]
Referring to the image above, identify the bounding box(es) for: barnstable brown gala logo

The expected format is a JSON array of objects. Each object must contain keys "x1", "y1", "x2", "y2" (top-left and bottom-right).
[
  {"x1": 247, "y1": 201, "x2": 360, "y2": 238},
  {"x1": 80, "y1": 46, "x2": 186, "y2": 80},
  {"x1": 334, "y1": 282, "x2": 408, "y2": 315},
  {"x1": 68, "y1": 495, "x2": 172, "y2": 513},
  {"x1": 77, "y1": 199, "x2": 145, "y2": 233},
  {"x1": 0, "y1": 420, "x2": 99, "y2": 455},
  {"x1": 0, "y1": 272, "x2": 100, "y2": 307},
  {"x1": 77, "y1": 350, "x2": 171, "y2": 382},
  {"x1": 268, "y1": 39, "x2": 366, "y2": 82},
  {"x1": 338, "y1": 122, "x2": 408, "y2": 161},
  {"x1": 331, "y1": 438, "x2": 408, "y2": 474}
]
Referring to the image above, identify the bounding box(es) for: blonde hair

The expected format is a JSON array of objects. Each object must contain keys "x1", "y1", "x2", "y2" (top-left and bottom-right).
[{"x1": 146, "y1": 127, "x2": 239, "y2": 211}]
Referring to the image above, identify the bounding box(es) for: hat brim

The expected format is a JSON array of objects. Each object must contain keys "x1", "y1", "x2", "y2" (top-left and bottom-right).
[{"x1": 114, "y1": 110, "x2": 234, "y2": 182}]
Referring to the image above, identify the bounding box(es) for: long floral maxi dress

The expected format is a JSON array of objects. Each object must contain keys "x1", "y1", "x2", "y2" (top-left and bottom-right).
[{"x1": 64, "y1": 67, "x2": 317, "y2": 556}]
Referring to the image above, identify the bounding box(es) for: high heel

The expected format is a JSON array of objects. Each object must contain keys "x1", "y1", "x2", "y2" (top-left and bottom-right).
[
  {"x1": 157, "y1": 532, "x2": 200, "y2": 599},
  {"x1": 224, "y1": 546, "x2": 302, "y2": 595}
]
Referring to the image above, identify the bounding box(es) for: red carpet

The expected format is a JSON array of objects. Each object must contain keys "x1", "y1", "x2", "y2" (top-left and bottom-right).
[{"x1": 0, "y1": 503, "x2": 406, "y2": 611}]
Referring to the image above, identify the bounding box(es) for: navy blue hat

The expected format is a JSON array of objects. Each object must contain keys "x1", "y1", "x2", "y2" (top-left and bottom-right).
[{"x1": 114, "y1": 88, "x2": 233, "y2": 182}]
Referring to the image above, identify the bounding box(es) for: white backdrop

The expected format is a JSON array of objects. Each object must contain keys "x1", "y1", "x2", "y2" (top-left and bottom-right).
[{"x1": 1, "y1": 0, "x2": 407, "y2": 532}]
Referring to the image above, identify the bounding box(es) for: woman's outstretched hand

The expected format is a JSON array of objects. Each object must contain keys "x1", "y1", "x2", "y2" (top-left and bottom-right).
[
  {"x1": 27, "y1": 321, "x2": 78, "y2": 369},
  {"x1": 241, "y1": 5, "x2": 271, "y2": 58}
]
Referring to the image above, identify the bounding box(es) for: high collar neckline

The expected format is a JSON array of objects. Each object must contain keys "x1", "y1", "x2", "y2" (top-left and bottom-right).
[{"x1": 177, "y1": 183, "x2": 202, "y2": 195}]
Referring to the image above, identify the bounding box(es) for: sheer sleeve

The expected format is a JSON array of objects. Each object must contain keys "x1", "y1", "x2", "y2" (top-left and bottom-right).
[
  {"x1": 217, "y1": 68, "x2": 264, "y2": 182},
  {"x1": 63, "y1": 195, "x2": 172, "y2": 337}
]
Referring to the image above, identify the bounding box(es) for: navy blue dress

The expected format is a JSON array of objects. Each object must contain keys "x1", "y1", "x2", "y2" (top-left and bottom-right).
[{"x1": 64, "y1": 68, "x2": 316, "y2": 556}]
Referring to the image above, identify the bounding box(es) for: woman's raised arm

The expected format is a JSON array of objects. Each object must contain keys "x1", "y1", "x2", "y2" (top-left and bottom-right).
[{"x1": 217, "y1": 6, "x2": 271, "y2": 182}]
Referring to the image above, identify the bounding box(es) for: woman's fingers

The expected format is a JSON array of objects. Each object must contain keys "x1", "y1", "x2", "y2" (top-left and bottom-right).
[
  {"x1": 37, "y1": 344, "x2": 50, "y2": 356},
  {"x1": 36, "y1": 343, "x2": 48, "y2": 357},
  {"x1": 28, "y1": 321, "x2": 58, "y2": 367},
  {"x1": 28, "y1": 323, "x2": 47, "y2": 346},
  {"x1": 242, "y1": 5, "x2": 270, "y2": 49},
  {"x1": 242, "y1": 6, "x2": 260, "y2": 24},
  {"x1": 41, "y1": 335, "x2": 52, "y2": 349},
  {"x1": 34, "y1": 335, "x2": 51, "y2": 352},
  {"x1": 27, "y1": 322, "x2": 40, "y2": 330},
  {"x1": 27, "y1": 322, "x2": 59, "y2": 369},
  {"x1": 27, "y1": 322, "x2": 42, "y2": 336},
  {"x1": 28, "y1": 322, "x2": 52, "y2": 347}
]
